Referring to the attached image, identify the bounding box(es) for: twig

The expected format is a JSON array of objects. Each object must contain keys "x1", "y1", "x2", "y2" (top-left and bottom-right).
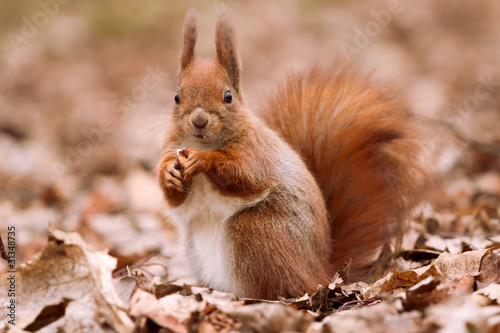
[{"x1": 338, "y1": 299, "x2": 381, "y2": 311}]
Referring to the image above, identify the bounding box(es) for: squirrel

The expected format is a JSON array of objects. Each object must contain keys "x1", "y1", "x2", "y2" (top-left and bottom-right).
[{"x1": 157, "y1": 11, "x2": 428, "y2": 300}]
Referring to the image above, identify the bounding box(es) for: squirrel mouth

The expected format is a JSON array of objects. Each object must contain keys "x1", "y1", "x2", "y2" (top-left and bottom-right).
[{"x1": 194, "y1": 134, "x2": 208, "y2": 139}]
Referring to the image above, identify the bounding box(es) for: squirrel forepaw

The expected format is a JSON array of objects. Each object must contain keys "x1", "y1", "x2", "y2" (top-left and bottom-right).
[
  {"x1": 159, "y1": 158, "x2": 191, "y2": 194},
  {"x1": 182, "y1": 151, "x2": 204, "y2": 181}
]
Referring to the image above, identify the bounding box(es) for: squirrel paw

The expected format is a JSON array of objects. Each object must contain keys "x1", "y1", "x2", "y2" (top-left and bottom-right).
[
  {"x1": 182, "y1": 150, "x2": 203, "y2": 181},
  {"x1": 160, "y1": 159, "x2": 191, "y2": 194}
]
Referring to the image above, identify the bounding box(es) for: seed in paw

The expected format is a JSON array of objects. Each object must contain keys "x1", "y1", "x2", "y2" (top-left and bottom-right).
[
  {"x1": 174, "y1": 148, "x2": 189, "y2": 170},
  {"x1": 177, "y1": 148, "x2": 189, "y2": 162}
]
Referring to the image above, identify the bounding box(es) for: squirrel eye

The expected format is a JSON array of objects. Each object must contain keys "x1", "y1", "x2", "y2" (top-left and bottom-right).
[
  {"x1": 174, "y1": 93, "x2": 180, "y2": 104},
  {"x1": 224, "y1": 91, "x2": 232, "y2": 104}
]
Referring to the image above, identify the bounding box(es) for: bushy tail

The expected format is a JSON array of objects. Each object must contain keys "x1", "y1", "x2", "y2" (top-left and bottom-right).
[{"x1": 261, "y1": 65, "x2": 429, "y2": 281}]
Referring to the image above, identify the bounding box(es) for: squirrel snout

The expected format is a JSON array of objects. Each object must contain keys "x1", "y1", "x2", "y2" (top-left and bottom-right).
[{"x1": 190, "y1": 109, "x2": 209, "y2": 130}]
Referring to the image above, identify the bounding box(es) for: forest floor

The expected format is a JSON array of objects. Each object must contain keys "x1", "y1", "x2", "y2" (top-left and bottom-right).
[{"x1": 0, "y1": 0, "x2": 499, "y2": 332}]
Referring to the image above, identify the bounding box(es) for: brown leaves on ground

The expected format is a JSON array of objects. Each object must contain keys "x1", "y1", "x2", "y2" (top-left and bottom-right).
[
  {"x1": 1, "y1": 226, "x2": 500, "y2": 332},
  {"x1": 0, "y1": 224, "x2": 133, "y2": 332}
]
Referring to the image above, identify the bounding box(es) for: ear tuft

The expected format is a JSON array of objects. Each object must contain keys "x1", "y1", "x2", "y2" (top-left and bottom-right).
[
  {"x1": 180, "y1": 10, "x2": 198, "y2": 72},
  {"x1": 215, "y1": 12, "x2": 240, "y2": 93}
]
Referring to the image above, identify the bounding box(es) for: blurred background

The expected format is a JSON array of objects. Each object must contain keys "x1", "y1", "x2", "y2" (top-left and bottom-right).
[{"x1": 0, "y1": 0, "x2": 499, "y2": 274}]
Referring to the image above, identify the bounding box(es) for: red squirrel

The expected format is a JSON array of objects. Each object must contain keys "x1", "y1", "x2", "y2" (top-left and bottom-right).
[{"x1": 157, "y1": 12, "x2": 428, "y2": 300}]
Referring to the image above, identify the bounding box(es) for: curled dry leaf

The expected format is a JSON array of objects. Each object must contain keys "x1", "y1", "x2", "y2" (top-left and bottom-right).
[
  {"x1": 112, "y1": 275, "x2": 136, "y2": 307},
  {"x1": 476, "y1": 252, "x2": 500, "y2": 289},
  {"x1": 131, "y1": 271, "x2": 156, "y2": 293},
  {"x1": 365, "y1": 265, "x2": 441, "y2": 299},
  {"x1": 474, "y1": 283, "x2": 500, "y2": 306},
  {"x1": 383, "y1": 266, "x2": 442, "y2": 292},
  {"x1": 364, "y1": 250, "x2": 489, "y2": 299},
  {"x1": 309, "y1": 285, "x2": 331, "y2": 312},
  {"x1": 129, "y1": 288, "x2": 202, "y2": 332},
  {"x1": 404, "y1": 276, "x2": 475, "y2": 311},
  {"x1": 190, "y1": 286, "x2": 244, "y2": 311},
  {"x1": 429, "y1": 249, "x2": 488, "y2": 284},
  {"x1": 128, "y1": 283, "x2": 245, "y2": 332},
  {"x1": 278, "y1": 294, "x2": 311, "y2": 309},
  {"x1": 0, "y1": 224, "x2": 133, "y2": 332}
]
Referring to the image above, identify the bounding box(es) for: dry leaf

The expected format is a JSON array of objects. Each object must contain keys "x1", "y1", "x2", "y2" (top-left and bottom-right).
[
  {"x1": 129, "y1": 288, "x2": 205, "y2": 331},
  {"x1": 426, "y1": 294, "x2": 500, "y2": 332},
  {"x1": 474, "y1": 283, "x2": 500, "y2": 306},
  {"x1": 309, "y1": 302, "x2": 421, "y2": 333},
  {"x1": 404, "y1": 276, "x2": 474, "y2": 311},
  {"x1": 190, "y1": 286, "x2": 244, "y2": 311},
  {"x1": 430, "y1": 250, "x2": 488, "y2": 284},
  {"x1": 112, "y1": 275, "x2": 136, "y2": 307},
  {"x1": 198, "y1": 309, "x2": 243, "y2": 333},
  {"x1": 0, "y1": 224, "x2": 133, "y2": 332},
  {"x1": 228, "y1": 303, "x2": 312, "y2": 333},
  {"x1": 476, "y1": 253, "x2": 500, "y2": 289},
  {"x1": 366, "y1": 265, "x2": 441, "y2": 299}
]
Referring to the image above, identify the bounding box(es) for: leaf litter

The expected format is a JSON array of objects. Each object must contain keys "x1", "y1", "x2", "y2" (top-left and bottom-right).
[{"x1": 1, "y1": 222, "x2": 499, "y2": 332}]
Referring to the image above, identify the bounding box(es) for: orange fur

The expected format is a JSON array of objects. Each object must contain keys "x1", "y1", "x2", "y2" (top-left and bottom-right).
[
  {"x1": 261, "y1": 67, "x2": 429, "y2": 280},
  {"x1": 157, "y1": 12, "x2": 429, "y2": 299}
]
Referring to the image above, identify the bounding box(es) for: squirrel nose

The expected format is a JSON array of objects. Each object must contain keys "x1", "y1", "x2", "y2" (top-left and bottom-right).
[{"x1": 191, "y1": 110, "x2": 209, "y2": 130}]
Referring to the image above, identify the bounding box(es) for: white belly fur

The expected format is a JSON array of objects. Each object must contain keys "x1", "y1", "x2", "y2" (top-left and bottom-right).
[{"x1": 167, "y1": 174, "x2": 256, "y2": 294}]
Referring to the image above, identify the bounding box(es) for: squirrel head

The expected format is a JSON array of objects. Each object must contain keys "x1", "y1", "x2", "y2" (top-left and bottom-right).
[{"x1": 173, "y1": 11, "x2": 247, "y2": 149}]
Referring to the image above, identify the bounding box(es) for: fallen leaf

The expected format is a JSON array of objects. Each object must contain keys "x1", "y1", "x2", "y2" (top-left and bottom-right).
[
  {"x1": 430, "y1": 250, "x2": 488, "y2": 284},
  {"x1": 404, "y1": 276, "x2": 474, "y2": 311},
  {"x1": 476, "y1": 252, "x2": 500, "y2": 289},
  {"x1": 474, "y1": 283, "x2": 500, "y2": 306},
  {"x1": 228, "y1": 303, "x2": 312, "y2": 333},
  {"x1": 310, "y1": 301, "x2": 420, "y2": 333},
  {"x1": 367, "y1": 265, "x2": 442, "y2": 298},
  {"x1": 0, "y1": 224, "x2": 134, "y2": 332},
  {"x1": 190, "y1": 286, "x2": 243, "y2": 311},
  {"x1": 129, "y1": 288, "x2": 199, "y2": 332},
  {"x1": 310, "y1": 285, "x2": 330, "y2": 311},
  {"x1": 198, "y1": 309, "x2": 243, "y2": 333},
  {"x1": 426, "y1": 293, "x2": 500, "y2": 332},
  {"x1": 112, "y1": 275, "x2": 136, "y2": 307}
]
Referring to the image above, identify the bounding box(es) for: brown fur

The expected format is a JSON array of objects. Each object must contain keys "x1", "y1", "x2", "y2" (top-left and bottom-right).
[
  {"x1": 261, "y1": 67, "x2": 429, "y2": 280},
  {"x1": 180, "y1": 10, "x2": 197, "y2": 71},
  {"x1": 157, "y1": 12, "x2": 428, "y2": 299},
  {"x1": 215, "y1": 13, "x2": 240, "y2": 93}
]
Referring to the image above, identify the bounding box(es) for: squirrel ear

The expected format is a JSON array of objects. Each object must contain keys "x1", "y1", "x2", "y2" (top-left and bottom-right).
[
  {"x1": 215, "y1": 13, "x2": 240, "y2": 93},
  {"x1": 180, "y1": 10, "x2": 198, "y2": 72}
]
